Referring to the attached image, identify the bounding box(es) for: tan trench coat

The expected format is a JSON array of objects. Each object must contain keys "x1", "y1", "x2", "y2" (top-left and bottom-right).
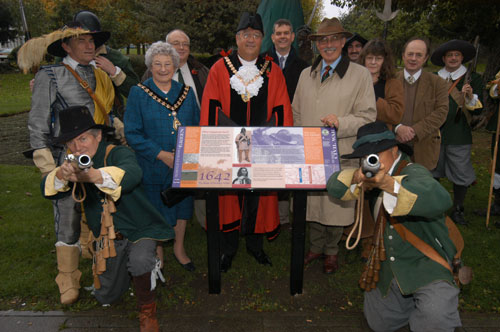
[{"x1": 292, "y1": 56, "x2": 377, "y2": 226}]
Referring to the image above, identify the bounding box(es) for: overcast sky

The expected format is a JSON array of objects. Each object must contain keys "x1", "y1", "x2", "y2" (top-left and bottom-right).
[{"x1": 322, "y1": 0, "x2": 349, "y2": 18}]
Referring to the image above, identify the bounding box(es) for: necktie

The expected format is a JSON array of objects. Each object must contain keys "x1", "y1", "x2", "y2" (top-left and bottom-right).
[
  {"x1": 321, "y1": 65, "x2": 331, "y2": 83},
  {"x1": 177, "y1": 69, "x2": 184, "y2": 84},
  {"x1": 407, "y1": 75, "x2": 415, "y2": 84},
  {"x1": 279, "y1": 56, "x2": 285, "y2": 69}
]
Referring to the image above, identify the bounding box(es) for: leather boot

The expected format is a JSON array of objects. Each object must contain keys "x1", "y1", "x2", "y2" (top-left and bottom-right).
[
  {"x1": 133, "y1": 273, "x2": 159, "y2": 332},
  {"x1": 450, "y1": 206, "x2": 467, "y2": 225},
  {"x1": 55, "y1": 244, "x2": 81, "y2": 305}
]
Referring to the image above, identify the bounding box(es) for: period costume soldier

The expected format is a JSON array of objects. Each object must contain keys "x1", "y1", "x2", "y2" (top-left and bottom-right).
[
  {"x1": 327, "y1": 121, "x2": 461, "y2": 332},
  {"x1": 430, "y1": 40, "x2": 483, "y2": 225},
  {"x1": 42, "y1": 106, "x2": 172, "y2": 331},
  {"x1": 18, "y1": 21, "x2": 115, "y2": 304}
]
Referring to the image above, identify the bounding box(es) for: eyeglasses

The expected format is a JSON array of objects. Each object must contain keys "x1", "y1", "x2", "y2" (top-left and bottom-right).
[
  {"x1": 239, "y1": 32, "x2": 263, "y2": 40},
  {"x1": 317, "y1": 35, "x2": 342, "y2": 45},
  {"x1": 170, "y1": 41, "x2": 190, "y2": 48}
]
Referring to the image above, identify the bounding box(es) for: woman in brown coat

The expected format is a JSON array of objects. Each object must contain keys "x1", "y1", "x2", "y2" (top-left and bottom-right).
[
  {"x1": 355, "y1": 39, "x2": 405, "y2": 259},
  {"x1": 359, "y1": 39, "x2": 404, "y2": 129}
]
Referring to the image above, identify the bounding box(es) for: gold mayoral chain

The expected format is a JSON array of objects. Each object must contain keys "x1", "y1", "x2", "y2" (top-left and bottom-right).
[
  {"x1": 224, "y1": 56, "x2": 270, "y2": 102},
  {"x1": 137, "y1": 83, "x2": 190, "y2": 130}
]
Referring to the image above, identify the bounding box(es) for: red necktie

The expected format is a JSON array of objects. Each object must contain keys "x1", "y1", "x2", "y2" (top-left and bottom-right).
[{"x1": 322, "y1": 65, "x2": 331, "y2": 83}]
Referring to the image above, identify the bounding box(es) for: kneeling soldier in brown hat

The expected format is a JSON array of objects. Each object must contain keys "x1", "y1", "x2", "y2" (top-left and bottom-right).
[
  {"x1": 42, "y1": 106, "x2": 173, "y2": 332},
  {"x1": 327, "y1": 121, "x2": 461, "y2": 332}
]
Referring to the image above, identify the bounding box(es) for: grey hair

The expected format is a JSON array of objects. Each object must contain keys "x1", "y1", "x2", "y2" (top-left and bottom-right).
[
  {"x1": 165, "y1": 29, "x2": 190, "y2": 43},
  {"x1": 145, "y1": 41, "x2": 180, "y2": 69},
  {"x1": 88, "y1": 128, "x2": 101, "y2": 137}
]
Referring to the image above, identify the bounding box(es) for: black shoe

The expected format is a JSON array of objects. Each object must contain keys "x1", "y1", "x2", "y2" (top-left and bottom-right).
[
  {"x1": 220, "y1": 254, "x2": 234, "y2": 273},
  {"x1": 173, "y1": 254, "x2": 196, "y2": 272},
  {"x1": 247, "y1": 249, "x2": 272, "y2": 266},
  {"x1": 451, "y1": 207, "x2": 468, "y2": 225}
]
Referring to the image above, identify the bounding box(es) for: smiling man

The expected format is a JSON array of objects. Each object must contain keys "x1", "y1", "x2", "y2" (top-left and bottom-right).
[
  {"x1": 292, "y1": 17, "x2": 376, "y2": 274},
  {"x1": 42, "y1": 106, "x2": 173, "y2": 331},
  {"x1": 395, "y1": 37, "x2": 448, "y2": 171},
  {"x1": 200, "y1": 12, "x2": 293, "y2": 273},
  {"x1": 343, "y1": 33, "x2": 368, "y2": 62},
  {"x1": 430, "y1": 40, "x2": 483, "y2": 225},
  {"x1": 20, "y1": 21, "x2": 115, "y2": 305}
]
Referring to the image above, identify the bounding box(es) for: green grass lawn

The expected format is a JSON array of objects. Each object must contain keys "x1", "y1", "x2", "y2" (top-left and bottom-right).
[
  {"x1": 0, "y1": 72, "x2": 34, "y2": 116},
  {"x1": 1, "y1": 140, "x2": 500, "y2": 315}
]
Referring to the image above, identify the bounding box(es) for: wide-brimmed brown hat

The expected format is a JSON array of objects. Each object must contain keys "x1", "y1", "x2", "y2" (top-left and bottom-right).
[{"x1": 308, "y1": 18, "x2": 353, "y2": 41}]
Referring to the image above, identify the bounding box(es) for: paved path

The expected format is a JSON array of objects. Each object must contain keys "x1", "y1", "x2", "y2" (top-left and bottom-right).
[{"x1": 1, "y1": 310, "x2": 499, "y2": 331}]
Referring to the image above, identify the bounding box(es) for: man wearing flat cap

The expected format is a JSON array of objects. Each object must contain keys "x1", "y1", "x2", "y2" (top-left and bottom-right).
[
  {"x1": 292, "y1": 17, "x2": 376, "y2": 274},
  {"x1": 343, "y1": 33, "x2": 368, "y2": 62},
  {"x1": 200, "y1": 12, "x2": 293, "y2": 272},
  {"x1": 18, "y1": 21, "x2": 115, "y2": 304},
  {"x1": 327, "y1": 121, "x2": 461, "y2": 332},
  {"x1": 430, "y1": 39, "x2": 483, "y2": 226},
  {"x1": 42, "y1": 106, "x2": 172, "y2": 331}
]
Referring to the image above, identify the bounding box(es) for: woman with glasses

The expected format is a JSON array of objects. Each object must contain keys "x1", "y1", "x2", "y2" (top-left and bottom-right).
[
  {"x1": 358, "y1": 39, "x2": 404, "y2": 130},
  {"x1": 125, "y1": 41, "x2": 200, "y2": 272}
]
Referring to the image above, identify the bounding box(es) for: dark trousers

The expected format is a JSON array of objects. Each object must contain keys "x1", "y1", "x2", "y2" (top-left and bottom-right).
[{"x1": 221, "y1": 230, "x2": 263, "y2": 257}]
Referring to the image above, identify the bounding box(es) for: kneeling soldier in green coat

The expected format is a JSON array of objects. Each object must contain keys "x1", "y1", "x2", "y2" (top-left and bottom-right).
[
  {"x1": 327, "y1": 121, "x2": 461, "y2": 332},
  {"x1": 42, "y1": 106, "x2": 173, "y2": 332}
]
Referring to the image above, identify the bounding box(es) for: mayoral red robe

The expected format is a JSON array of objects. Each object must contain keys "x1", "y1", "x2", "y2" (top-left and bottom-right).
[{"x1": 200, "y1": 51, "x2": 293, "y2": 239}]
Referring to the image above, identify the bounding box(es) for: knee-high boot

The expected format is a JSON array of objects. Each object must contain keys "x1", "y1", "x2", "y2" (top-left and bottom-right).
[
  {"x1": 133, "y1": 272, "x2": 159, "y2": 332},
  {"x1": 55, "y1": 244, "x2": 81, "y2": 305}
]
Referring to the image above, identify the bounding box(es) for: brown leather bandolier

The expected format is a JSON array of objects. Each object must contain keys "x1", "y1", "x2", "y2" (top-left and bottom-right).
[
  {"x1": 88, "y1": 145, "x2": 117, "y2": 289},
  {"x1": 63, "y1": 63, "x2": 110, "y2": 126}
]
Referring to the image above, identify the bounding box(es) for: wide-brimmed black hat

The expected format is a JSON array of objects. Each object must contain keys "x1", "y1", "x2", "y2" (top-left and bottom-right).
[
  {"x1": 342, "y1": 121, "x2": 412, "y2": 159},
  {"x1": 53, "y1": 106, "x2": 113, "y2": 144},
  {"x1": 47, "y1": 21, "x2": 110, "y2": 57},
  {"x1": 343, "y1": 33, "x2": 368, "y2": 52},
  {"x1": 236, "y1": 12, "x2": 264, "y2": 34},
  {"x1": 430, "y1": 39, "x2": 475, "y2": 67}
]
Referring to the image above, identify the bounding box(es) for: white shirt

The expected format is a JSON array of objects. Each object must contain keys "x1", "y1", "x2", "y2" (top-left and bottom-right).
[
  {"x1": 437, "y1": 65, "x2": 479, "y2": 107},
  {"x1": 403, "y1": 68, "x2": 422, "y2": 83},
  {"x1": 174, "y1": 62, "x2": 200, "y2": 108}
]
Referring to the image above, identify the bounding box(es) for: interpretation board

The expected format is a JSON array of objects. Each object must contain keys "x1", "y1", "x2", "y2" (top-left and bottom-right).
[{"x1": 172, "y1": 126, "x2": 340, "y2": 189}]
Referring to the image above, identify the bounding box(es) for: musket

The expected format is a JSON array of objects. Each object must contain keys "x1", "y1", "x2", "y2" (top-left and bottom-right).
[{"x1": 455, "y1": 35, "x2": 480, "y2": 123}]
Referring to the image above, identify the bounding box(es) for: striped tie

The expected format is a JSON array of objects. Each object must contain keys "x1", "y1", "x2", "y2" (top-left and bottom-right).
[{"x1": 322, "y1": 65, "x2": 331, "y2": 83}]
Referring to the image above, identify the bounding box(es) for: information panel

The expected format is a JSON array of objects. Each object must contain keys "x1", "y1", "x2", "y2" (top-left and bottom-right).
[{"x1": 172, "y1": 126, "x2": 340, "y2": 189}]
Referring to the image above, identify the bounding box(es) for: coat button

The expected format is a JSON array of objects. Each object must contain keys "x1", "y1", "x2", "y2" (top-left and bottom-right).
[
  {"x1": 389, "y1": 225, "x2": 394, "y2": 229},
  {"x1": 388, "y1": 235, "x2": 393, "y2": 240},
  {"x1": 390, "y1": 256, "x2": 395, "y2": 262}
]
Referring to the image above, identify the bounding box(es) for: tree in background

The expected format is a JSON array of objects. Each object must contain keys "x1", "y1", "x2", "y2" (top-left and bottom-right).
[
  {"x1": 0, "y1": 0, "x2": 19, "y2": 44},
  {"x1": 332, "y1": 0, "x2": 500, "y2": 114}
]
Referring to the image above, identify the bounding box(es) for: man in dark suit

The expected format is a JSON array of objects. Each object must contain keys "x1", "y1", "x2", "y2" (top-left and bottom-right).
[
  {"x1": 395, "y1": 37, "x2": 448, "y2": 171},
  {"x1": 265, "y1": 18, "x2": 308, "y2": 226},
  {"x1": 266, "y1": 18, "x2": 308, "y2": 103}
]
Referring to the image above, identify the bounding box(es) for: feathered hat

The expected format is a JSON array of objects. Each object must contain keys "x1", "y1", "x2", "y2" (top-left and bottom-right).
[{"x1": 17, "y1": 21, "x2": 110, "y2": 74}]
